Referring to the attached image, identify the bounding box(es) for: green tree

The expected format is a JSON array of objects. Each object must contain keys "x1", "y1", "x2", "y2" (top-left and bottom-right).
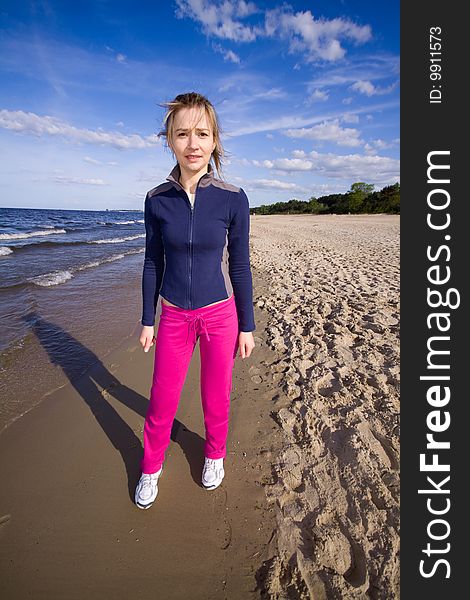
[
  {"x1": 348, "y1": 182, "x2": 375, "y2": 213},
  {"x1": 308, "y1": 198, "x2": 328, "y2": 214}
]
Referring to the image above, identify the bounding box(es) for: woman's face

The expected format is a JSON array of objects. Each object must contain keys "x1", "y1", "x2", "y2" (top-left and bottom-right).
[{"x1": 169, "y1": 106, "x2": 216, "y2": 175}]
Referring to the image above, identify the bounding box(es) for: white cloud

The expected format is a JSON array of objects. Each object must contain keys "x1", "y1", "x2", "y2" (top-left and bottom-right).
[
  {"x1": 224, "y1": 49, "x2": 241, "y2": 63},
  {"x1": 250, "y1": 178, "x2": 306, "y2": 192},
  {"x1": 364, "y1": 138, "x2": 400, "y2": 155},
  {"x1": 83, "y1": 156, "x2": 120, "y2": 166},
  {"x1": 308, "y1": 53, "x2": 399, "y2": 88},
  {"x1": 309, "y1": 89, "x2": 329, "y2": 102},
  {"x1": 224, "y1": 100, "x2": 398, "y2": 137},
  {"x1": 137, "y1": 171, "x2": 161, "y2": 183},
  {"x1": 233, "y1": 157, "x2": 251, "y2": 166},
  {"x1": 371, "y1": 138, "x2": 394, "y2": 150},
  {"x1": 310, "y1": 182, "x2": 348, "y2": 196},
  {"x1": 253, "y1": 150, "x2": 399, "y2": 185},
  {"x1": 246, "y1": 178, "x2": 348, "y2": 198},
  {"x1": 212, "y1": 42, "x2": 241, "y2": 63},
  {"x1": 83, "y1": 156, "x2": 102, "y2": 165},
  {"x1": 341, "y1": 113, "x2": 359, "y2": 123},
  {"x1": 265, "y1": 7, "x2": 372, "y2": 62},
  {"x1": 175, "y1": 1, "x2": 372, "y2": 61},
  {"x1": 53, "y1": 176, "x2": 108, "y2": 186},
  {"x1": 351, "y1": 79, "x2": 398, "y2": 96},
  {"x1": 0, "y1": 109, "x2": 159, "y2": 150},
  {"x1": 175, "y1": 0, "x2": 262, "y2": 42},
  {"x1": 258, "y1": 87, "x2": 287, "y2": 99},
  {"x1": 253, "y1": 158, "x2": 313, "y2": 171},
  {"x1": 351, "y1": 80, "x2": 375, "y2": 95},
  {"x1": 284, "y1": 119, "x2": 363, "y2": 147},
  {"x1": 105, "y1": 45, "x2": 127, "y2": 64}
]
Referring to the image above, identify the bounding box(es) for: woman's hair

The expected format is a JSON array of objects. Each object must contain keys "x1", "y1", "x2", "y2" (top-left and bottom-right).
[{"x1": 156, "y1": 92, "x2": 228, "y2": 180}]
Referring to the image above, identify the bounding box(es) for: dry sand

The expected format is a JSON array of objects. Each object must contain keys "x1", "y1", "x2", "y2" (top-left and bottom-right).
[
  {"x1": 250, "y1": 214, "x2": 400, "y2": 599},
  {"x1": 0, "y1": 214, "x2": 399, "y2": 599}
]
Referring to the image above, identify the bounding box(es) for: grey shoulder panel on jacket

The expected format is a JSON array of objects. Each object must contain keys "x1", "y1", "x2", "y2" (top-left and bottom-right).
[
  {"x1": 147, "y1": 182, "x2": 174, "y2": 198},
  {"x1": 200, "y1": 177, "x2": 241, "y2": 193}
]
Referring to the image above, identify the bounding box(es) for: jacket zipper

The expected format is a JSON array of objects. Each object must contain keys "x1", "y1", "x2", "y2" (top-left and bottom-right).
[
  {"x1": 188, "y1": 185, "x2": 201, "y2": 309},
  {"x1": 175, "y1": 174, "x2": 205, "y2": 309},
  {"x1": 180, "y1": 187, "x2": 195, "y2": 309},
  {"x1": 188, "y1": 198, "x2": 193, "y2": 309}
]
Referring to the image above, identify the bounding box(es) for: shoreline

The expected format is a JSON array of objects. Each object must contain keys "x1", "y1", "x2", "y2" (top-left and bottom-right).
[
  {"x1": 0, "y1": 254, "x2": 145, "y2": 435},
  {"x1": 0, "y1": 317, "x2": 144, "y2": 437}
]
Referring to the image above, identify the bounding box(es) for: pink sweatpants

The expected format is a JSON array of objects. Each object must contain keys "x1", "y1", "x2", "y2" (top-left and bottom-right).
[{"x1": 140, "y1": 294, "x2": 239, "y2": 474}]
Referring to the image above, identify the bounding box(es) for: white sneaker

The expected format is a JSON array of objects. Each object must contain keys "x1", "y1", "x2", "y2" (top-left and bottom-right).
[
  {"x1": 202, "y1": 457, "x2": 224, "y2": 490},
  {"x1": 135, "y1": 466, "x2": 163, "y2": 509}
]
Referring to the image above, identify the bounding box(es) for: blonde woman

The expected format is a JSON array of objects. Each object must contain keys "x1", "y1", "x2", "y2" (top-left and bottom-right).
[{"x1": 135, "y1": 92, "x2": 256, "y2": 509}]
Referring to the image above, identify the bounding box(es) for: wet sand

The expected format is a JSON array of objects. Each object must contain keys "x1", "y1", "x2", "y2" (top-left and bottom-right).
[{"x1": 0, "y1": 214, "x2": 400, "y2": 599}]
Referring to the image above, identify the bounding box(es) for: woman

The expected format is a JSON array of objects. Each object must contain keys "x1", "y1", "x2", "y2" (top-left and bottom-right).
[{"x1": 135, "y1": 92, "x2": 256, "y2": 509}]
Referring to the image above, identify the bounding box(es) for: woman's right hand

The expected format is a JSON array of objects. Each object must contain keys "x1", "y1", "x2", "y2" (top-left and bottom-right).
[{"x1": 140, "y1": 325, "x2": 155, "y2": 353}]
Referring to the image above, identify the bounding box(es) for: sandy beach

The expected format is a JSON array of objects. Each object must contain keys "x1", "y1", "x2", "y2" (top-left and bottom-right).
[{"x1": 0, "y1": 214, "x2": 399, "y2": 599}]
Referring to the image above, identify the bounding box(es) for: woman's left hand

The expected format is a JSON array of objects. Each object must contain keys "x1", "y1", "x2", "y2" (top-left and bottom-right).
[{"x1": 238, "y1": 331, "x2": 255, "y2": 359}]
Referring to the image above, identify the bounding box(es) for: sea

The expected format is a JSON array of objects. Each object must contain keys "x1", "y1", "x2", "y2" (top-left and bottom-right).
[{"x1": 0, "y1": 207, "x2": 148, "y2": 433}]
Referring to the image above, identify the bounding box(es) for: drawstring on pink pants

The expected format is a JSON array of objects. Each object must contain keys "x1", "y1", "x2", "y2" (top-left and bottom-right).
[{"x1": 185, "y1": 313, "x2": 211, "y2": 345}]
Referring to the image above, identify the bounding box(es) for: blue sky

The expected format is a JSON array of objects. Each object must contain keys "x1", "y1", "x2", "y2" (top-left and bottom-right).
[{"x1": 0, "y1": 1, "x2": 399, "y2": 210}]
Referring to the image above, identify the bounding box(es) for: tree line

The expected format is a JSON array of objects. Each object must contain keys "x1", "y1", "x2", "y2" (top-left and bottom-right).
[{"x1": 251, "y1": 182, "x2": 400, "y2": 215}]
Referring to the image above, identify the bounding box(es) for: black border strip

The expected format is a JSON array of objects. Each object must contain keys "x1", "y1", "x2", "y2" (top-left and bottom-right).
[{"x1": 401, "y1": 2, "x2": 466, "y2": 595}]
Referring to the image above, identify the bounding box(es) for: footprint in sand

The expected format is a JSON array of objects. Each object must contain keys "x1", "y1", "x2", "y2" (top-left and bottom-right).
[
  {"x1": 316, "y1": 374, "x2": 342, "y2": 397},
  {"x1": 0, "y1": 514, "x2": 11, "y2": 528},
  {"x1": 249, "y1": 366, "x2": 263, "y2": 383},
  {"x1": 356, "y1": 422, "x2": 399, "y2": 471}
]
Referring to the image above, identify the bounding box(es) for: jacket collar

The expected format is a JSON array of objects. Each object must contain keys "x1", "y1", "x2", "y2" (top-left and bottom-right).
[{"x1": 166, "y1": 162, "x2": 214, "y2": 188}]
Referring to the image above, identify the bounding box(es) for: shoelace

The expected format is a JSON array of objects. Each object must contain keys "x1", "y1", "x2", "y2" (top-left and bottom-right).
[
  {"x1": 141, "y1": 474, "x2": 152, "y2": 489},
  {"x1": 204, "y1": 458, "x2": 222, "y2": 473},
  {"x1": 140, "y1": 472, "x2": 159, "y2": 490}
]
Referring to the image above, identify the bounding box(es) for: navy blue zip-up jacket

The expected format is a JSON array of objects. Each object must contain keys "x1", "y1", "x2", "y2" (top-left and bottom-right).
[{"x1": 141, "y1": 162, "x2": 256, "y2": 333}]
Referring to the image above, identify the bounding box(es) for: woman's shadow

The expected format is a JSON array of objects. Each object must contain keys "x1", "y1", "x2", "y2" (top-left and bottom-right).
[{"x1": 25, "y1": 311, "x2": 206, "y2": 501}]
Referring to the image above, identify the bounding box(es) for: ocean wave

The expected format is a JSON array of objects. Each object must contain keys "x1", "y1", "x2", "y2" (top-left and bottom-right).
[
  {"x1": 0, "y1": 246, "x2": 13, "y2": 256},
  {"x1": 11, "y1": 240, "x2": 84, "y2": 252},
  {"x1": 29, "y1": 271, "x2": 74, "y2": 287},
  {"x1": 91, "y1": 234, "x2": 145, "y2": 244},
  {"x1": 0, "y1": 229, "x2": 67, "y2": 240},
  {"x1": 10, "y1": 234, "x2": 145, "y2": 252},
  {"x1": 96, "y1": 219, "x2": 143, "y2": 226},
  {"x1": 27, "y1": 248, "x2": 144, "y2": 287}
]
